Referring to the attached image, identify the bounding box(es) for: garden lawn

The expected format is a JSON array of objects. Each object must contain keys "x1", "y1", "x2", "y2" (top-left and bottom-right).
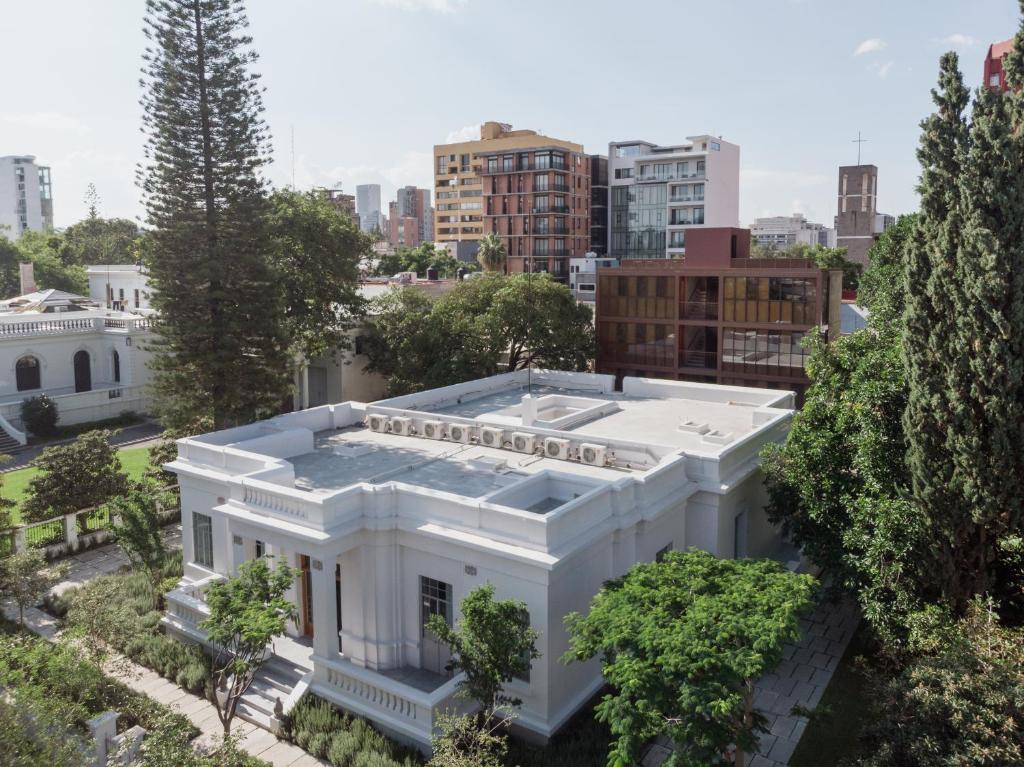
[{"x1": 1, "y1": 445, "x2": 151, "y2": 524}]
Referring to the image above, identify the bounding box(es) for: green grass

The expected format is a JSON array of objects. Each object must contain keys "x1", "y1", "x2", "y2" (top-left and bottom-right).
[
  {"x1": 1, "y1": 446, "x2": 151, "y2": 525},
  {"x1": 789, "y1": 625, "x2": 876, "y2": 767}
]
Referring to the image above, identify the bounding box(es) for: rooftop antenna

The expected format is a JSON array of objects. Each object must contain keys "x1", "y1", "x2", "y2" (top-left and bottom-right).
[
  {"x1": 290, "y1": 125, "x2": 296, "y2": 190},
  {"x1": 853, "y1": 131, "x2": 867, "y2": 165}
]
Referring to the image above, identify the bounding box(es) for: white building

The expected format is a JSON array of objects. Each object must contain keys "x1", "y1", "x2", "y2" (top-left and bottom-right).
[
  {"x1": 0, "y1": 156, "x2": 53, "y2": 237},
  {"x1": 163, "y1": 370, "x2": 796, "y2": 750},
  {"x1": 0, "y1": 289, "x2": 153, "y2": 444},
  {"x1": 87, "y1": 264, "x2": 156, "y2": 315},
  {"x1": 356, "y1": 184, "x2": 383, "y2": 233},
  {"x1": 607, "y1": 136, "x2": 739, "y2": 259},
  {"x1": 750, "y1": 214, "x2": 837, "y2": 251},
  {"x1": 568, "y1": 254, "x2": 618, "y2": 307}
]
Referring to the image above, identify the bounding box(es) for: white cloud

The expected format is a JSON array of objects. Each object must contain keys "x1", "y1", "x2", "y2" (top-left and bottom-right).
[
  {"x1": 853, "y1": 38, "x2": 886, "y2": 56},
  {"x1": 0, "y1": 111, "x2": 90, "y2": 135},
  {"x1": 445, "y1": 124, "x2": 479, "y2": 143},
  {"x1": 875, "y1": 60, "x2": 894, "y2": 79},
  {"x1": 366, "y1": 0, "x2": 469, "y2": 12},
  {"x1": 940, "y1": 33, "x2": 979, "y2": 47}
]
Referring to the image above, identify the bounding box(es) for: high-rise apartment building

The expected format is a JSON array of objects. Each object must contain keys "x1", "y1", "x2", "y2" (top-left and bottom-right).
[
  {"x1": 834, "y1": 165, "x2": 894, "y2": 268},
  {"x1": 434, "y1": 121, "x2": 590, "y2": 275},
  {"x1": 589, "y1": 155, "x2": 609, "y2": 256},
  {"x1": 607, "y1": 136, "x2": 739, "y2": 260},
  {"x1": 984, "y1": 37, "x2": 1014, "y2": 92},
  {"x1": 315, "y1": 187, "x2": 358, "y2": 223},
  {"x1": 595, "y1": 227, "x2": 842, "y2": 402},
  {"x1": 0, "y1": 156, "x2": 53, "y2": 237},
  {"x1": 387, "y1": 186, "x2": 433, "y2": 249},
  {"x1": 750, "y1": 214, "x2": 836, "y2": 251},
  {"x1": 355, "y1": 184, "x2": 383, "y2": 233}
]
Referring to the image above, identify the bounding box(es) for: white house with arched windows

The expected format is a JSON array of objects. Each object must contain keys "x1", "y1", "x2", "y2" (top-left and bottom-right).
[{"x1": 0, "y1": 289, "x2": 154, "y2": 445}]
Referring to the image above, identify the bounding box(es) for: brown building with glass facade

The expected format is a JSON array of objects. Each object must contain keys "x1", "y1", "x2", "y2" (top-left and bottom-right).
[{"x1": 595, "y1": 227, "x2": 842, "y2": 399}]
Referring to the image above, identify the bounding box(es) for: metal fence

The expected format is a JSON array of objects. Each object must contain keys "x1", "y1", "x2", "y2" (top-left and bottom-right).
[
  {"x1": 25, "y1": 518, "x2": 66, "y2": 548},
  {"x1": 79, "y1": 506, "x2": 110, "y2": 534}
]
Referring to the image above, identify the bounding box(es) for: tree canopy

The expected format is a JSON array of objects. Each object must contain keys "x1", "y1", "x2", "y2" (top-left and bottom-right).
[
  {"x1": 363, "y1": 274, "x2": 594, "y2": 395},
  {"x1": 564, "y1": 549, "x2": 816, "y2": 767}
]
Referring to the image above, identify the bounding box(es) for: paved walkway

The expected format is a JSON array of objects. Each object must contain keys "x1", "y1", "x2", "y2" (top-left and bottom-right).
[
  {"x1": 0, "y1": 529, "x2": 328, "y2": 767},
  {"x1": 641, "y1": 596, "x2": 860, "y2": 767},
  {"x1": 2, "y1": 419, "x2": 165, "y2": 471}
]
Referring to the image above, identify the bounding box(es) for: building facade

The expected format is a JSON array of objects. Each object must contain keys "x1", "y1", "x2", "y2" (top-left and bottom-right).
[
  {"x1": 86, "y1": 264, "x2": 155, "y2": 315},
  {"x1": 356, "y1": 184, "x2": 383, "y2": 233},
  {"x1": 607, "y1": 137, "x2": 740, "y2": 260},
  {"x1": 163, "y1": 369, "x2": 796, "y2": 749},
  {"x1": 387, "y1": 186, "x2": 433, "y2": 248},
  {"x1": 595, "y1": 227, "x2": 842, "y2": 401},
  {"x1": 316, "y1": 187, "x2": 358, "y2": 223},
  {"x1": 434, "y1": 122, "x2": 590, "y2": 271},
  {"x1": 0, "y1": 156, "x2": 53, "y2": 237},
  {"x1": 984, "y1": 37, "x2": 1014, "y2": 92},
  {"x1": 750, "y1": 214, "x2": 836, "y2": 251},
  {"x1": 588, "y1": 156, "x2": 609, "y2": 256},
  {"x1": 568, "y1": 254, "x2": 617, "y2": 308},
  {"x1": 834, "y1": 165, "x2": 894, "y2": 267},
  {"x1": 0, "y1": 288, "x2": 153, "y2": 441}
]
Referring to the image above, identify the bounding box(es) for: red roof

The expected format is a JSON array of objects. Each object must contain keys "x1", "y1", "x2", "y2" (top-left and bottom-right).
[{"x1": 988, "y1": 38, "x2": 1014, "y2": 60}]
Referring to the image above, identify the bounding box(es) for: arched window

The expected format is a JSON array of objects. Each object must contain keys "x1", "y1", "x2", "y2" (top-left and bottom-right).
[
  {"x1": 112, "y1": 350, "x2": 121, "y2": 383},
  {"x1": 15, "y1": 356, "x2": 40, "y2": 391}
]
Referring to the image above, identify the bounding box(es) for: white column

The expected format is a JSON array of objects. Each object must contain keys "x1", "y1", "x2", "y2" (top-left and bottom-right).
[{"x1": 311, "y1": 557, "x2": 337, "y2": 660}]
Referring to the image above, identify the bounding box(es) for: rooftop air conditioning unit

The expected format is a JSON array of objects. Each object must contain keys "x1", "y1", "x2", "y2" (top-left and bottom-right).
[
  {"x1": 479, "y1": 426, "x2": 504, "y2": 448},
  {"x1": 390, "y1": 416, "x2": 412, "y2": 436},
  {"x1": 511, "y1": 432, "x2": 537, "y2": 454},
  {"x1": 422, "y1": 420, "x2": 445, "y2": 440},
  {"x1": 579, "y1": 442, "x2": 608, "y2": 467},
  {"x1": 367, "y1": 414, "x2": 389, "y2": 433},
  {"x1": 544, "y1": 437, "x2": 571, "y2": 460},
  {"x1": 448, "y1": 423, "x2": 475, "y2": 443}
]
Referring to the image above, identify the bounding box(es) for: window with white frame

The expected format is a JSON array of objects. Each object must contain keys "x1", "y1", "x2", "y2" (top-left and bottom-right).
[{"x1": 193, "y1": 512, "x2": 213, "y2": 568}]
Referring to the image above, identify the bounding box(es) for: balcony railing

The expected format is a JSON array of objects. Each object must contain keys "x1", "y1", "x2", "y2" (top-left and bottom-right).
[
  {"x1": 0, "y1": 316, "x2": 152, "y2": 338},
  {"x1": 680, "y1": 350, "x2": 718, "y2": 369},
  {"x1": 638, "y1": 171, "x2": 705, "y2": 183}
]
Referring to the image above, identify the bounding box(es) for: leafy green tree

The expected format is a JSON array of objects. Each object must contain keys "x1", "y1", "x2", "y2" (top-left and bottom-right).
[
  {"x1": 427, "y1": 583, "x2": 539, "y2": 713},
  {"x1": 564, "y1": 550, "x2": 816, "y2": 767},
  {"x1": 363, "y1": 274, "x2": 594, "y2": 395},
  {"x1": 12, "y1": 231, "x2": 88, "y2": 294},
  {"x1": 140, "y1": 0, "x2": 292, "y2": 430},
  {"x1": 265, "y1": 189, "x2": 368, "y2": 361},
  {"x1": 858, "y1": 602, "x2": 1024, "y2": 767},
  {"x1": 200, "y1": 557, "x2": 298, "y2": 734},
  {"x1": 60, "y1": 216, "x2": 141, "y2": 266},
  {"x1": 0, "y1": 236, "x2": 23, "y2": 297},
  {"x1": 857, "y1": 214, "x2": 917, "y2": 325},
  {"x1": 110, "y1": 484, "x2": 167, "y2": 585},
  {"x1": 22, "y1": 430, "x2": 129, "y2": 522},
  {"x1": 0, "y1": 549, "x2": 68, "y2": 626},
  {"x1": 0, "y1": 688, "x2": 89, "y2": 767},
  {"x1": 20, "y1": 394, "x2": 59, "y2": 437},
  {"x1": 428, "y1": 712, "x2": 509, "y2": 767},
  {"x1": 476, "y1": 232, "x2": 507, "y2": 273}
]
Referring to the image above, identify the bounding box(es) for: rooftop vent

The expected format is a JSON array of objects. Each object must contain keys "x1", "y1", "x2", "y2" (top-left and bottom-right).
[
  {"x1": 469, "y1": 456, "x2": 509, "y2": 473},
  {"x1": 678, "y1": 419, "x2": 710, "y2": 434},
  {"x1": 333, "y1": 443, "x2": 375, "y2": 458},
  {"x1": 701, "y1": 430, "x2": 734, "y2": 445}
]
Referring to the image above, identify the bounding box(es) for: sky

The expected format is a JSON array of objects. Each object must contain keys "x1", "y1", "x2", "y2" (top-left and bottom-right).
[{"x1": 1, "y1": 0, "x2": 1020, "y2": 230}]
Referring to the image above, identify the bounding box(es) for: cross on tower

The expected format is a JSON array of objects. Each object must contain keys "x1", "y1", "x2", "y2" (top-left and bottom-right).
[{"x1": 853, "y1": 131, "x2": 868, "y2": 165}]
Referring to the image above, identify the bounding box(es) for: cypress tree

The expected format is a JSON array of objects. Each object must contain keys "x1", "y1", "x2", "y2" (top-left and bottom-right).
[
  {"x1": 944, "y1": 11, "x2": 1024, "y2": 604},
  {"x1": 901, "y1": 52, "x2": 969, "y2": 605},
  {"x1": 140, "y1": 0, "x2": 291, "y2": 430}
]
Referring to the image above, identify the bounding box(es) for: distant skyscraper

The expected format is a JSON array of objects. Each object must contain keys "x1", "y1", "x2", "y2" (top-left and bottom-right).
[
  {"x1": 388, "y1": 186, "x2": 433, "y2": 248},
  {"x1": 834, "y1": 165, "x2": 893, "y2": 268},
  {"x1": 355, "y1": 184, "x2": 382, "y2": 233},
  {"x1": 984, "y1": 37, "x2": 1014, "y2": 93},
  {"x1": 0, "y1": 156, "x2": 53, "y2": 238}
]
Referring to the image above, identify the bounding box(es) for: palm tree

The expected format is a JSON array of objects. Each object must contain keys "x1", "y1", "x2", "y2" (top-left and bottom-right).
[{"x1": 476, "y1": 232, "x2": 507, "y2": 273}]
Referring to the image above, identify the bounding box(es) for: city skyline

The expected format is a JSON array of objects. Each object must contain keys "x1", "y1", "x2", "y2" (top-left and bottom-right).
[{"x1": 1, "y1": 0, "x2": 1018, "y2": 229}]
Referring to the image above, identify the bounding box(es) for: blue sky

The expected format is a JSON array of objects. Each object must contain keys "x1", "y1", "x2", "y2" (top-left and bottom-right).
[{"x1": 1, "y1": 0, "x2": 1020, "y2": 229}]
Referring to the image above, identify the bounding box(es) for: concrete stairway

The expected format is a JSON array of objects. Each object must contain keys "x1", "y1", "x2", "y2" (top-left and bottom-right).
[
  {"x1": 0, "y1": 427, "x2": 24, "y2": 455},
  {"x1": 236, "y1": 656, "x2": 308, "y2": 729}
]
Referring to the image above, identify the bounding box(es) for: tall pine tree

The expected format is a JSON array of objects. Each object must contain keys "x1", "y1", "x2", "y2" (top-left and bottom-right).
[
  {"x1": 901, "y1": 52, "x2": 970, "y2": 607},
  {"x1": 140, "y1": 0, "x2": 291, "y2": 430}
]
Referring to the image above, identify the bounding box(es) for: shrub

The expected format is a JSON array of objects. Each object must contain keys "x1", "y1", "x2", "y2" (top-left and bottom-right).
[
  {"x1": 353, "y1": 752, "x2": 402, "y2": 767},
  {"x1": 308, "y1": 732, "x2": 333, "y2": 760},
  {"x1": 289, "y1": 696, "x2": 345, "y2": 747},
  {"x1": 21, "y1": 394, "x2": 59, "y2": 437},
  {"x1": 328, "y1": 730, "x2": 362, "y2": 767}
]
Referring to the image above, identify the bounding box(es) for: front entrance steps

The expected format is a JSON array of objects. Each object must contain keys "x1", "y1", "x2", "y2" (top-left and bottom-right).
[{"x1": 236, "y1": 653, "x2": 311, "y2": 730}]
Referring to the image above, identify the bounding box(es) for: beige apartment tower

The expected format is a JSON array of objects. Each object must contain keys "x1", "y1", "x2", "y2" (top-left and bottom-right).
[{"x1": 434, "y1": 121, "x2": 590, "y2": 277}]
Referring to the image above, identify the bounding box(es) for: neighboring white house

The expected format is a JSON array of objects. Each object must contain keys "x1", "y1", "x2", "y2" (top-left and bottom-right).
[
  {"x1": 162, "y1": 369, "x2": 796, "y2": 749},
  {"x1": 0, "y1": 288, "x2": 154, "y2": 443},
  {"x1": 87, "y1": 264, "x2": 156, "y2": 315},
  {"x1": 568, "y1": 254, "x2": 618, "y2": 308}
]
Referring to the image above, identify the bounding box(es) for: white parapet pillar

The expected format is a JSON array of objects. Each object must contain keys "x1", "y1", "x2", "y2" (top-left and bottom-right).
[{"x1": 521, "y1": 393, "x2": 538, "y2": 427}]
